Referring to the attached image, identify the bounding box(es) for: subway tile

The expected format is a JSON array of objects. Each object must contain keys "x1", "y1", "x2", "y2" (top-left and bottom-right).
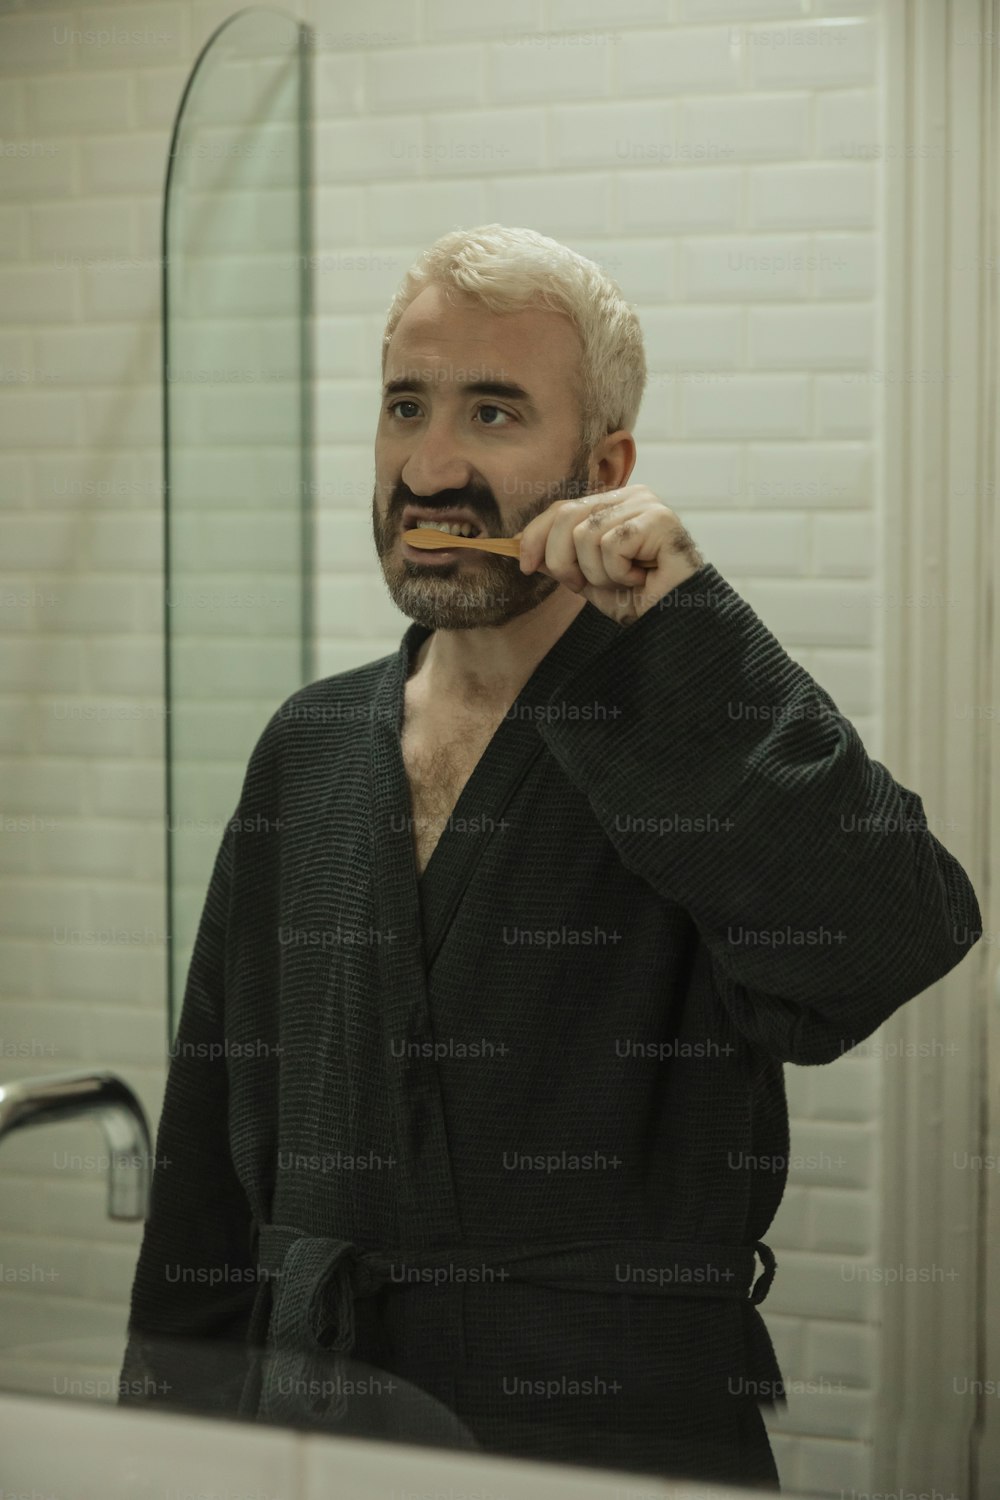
[
  {"x1": 765, "y1": 1250, "x2": 877, "y2": 1321},
  {"x1": 682, "y1": 94, "x2": 810, "y2": 161},
  {"x1": 750, "y1": 162, "x2": 876, "y2": 228},
  {"x1": 72, "y1": 7, "x2": 187, "y2": 68},
  {"x1": 78, "y1": 132, "x2": 168, "y2": 196},
  {"x1": 804, "y1": 1320, "x2": 877, "y2": 1388},
  {"x1": 0, "y1": 455, "x2": 31, "y2": 508},
  {"x1": 367, "y1": 46, "x2": 484, "y2": 113},
  {"x1": 0, "y1": 139, "x2": 76, "y2": 204},
  {"x1": 746, "y1": 20, "x2": 876, "y2": 90},
  {"x1": 0, "y1": 638, "x2": 83, "y2": 693},
  {"x1": 131, "y1": 64, "x2": 189, "y2": 128},
  {"x1": 547, "y1": 0, "x2": 674, "y2": 24},
  {"x1": 811, "y1": 233, "x2": 876, "y2": 298},
  {"x1": 28, "y1": 200, "x2": 133, "y2": 260},
  {"x1": 814, "y1": 89, "x2": 879, "y2": 158},
  {"x1": 787, "y1": 1123, "x2": 873, "y2": 1190},
  {"x1": 619, "y1": 27, "x2": 745, "y2": 95},
  {"x1": 812, "y1": 512, "x2": 876, "y2": 575},
  {"x1": 682, "y1": 374, "x2": 810, "y2": 438},
  {"x1": 748, "y1": 303, "x2": 873, "y2": 367},
  {"x1": 367, "y1": 180, "x2": 487, "y2": 243},
  {"x1": 643, "y1": 305, "x2": 743, "y2": 369},
  {"x1": 484, "y1": 176, "x2": 612, "y2": 238},
  {"x1": 27, "y1": 71, "x2": 131, "y2": 132},
  {"x1": 687, "y1": 510, "x2": 809, "y2": 574},
  {"x1": 311, "y1": 52, "x2": 365, "y2": 119},
  {"x1": 0, "y1": 78, "x2": 28, "y2": 135},
  {"x1": 89, "y1": 760, "x2": 163, "y2": 820},
  {"x1": 575, "y1": 237, "x2": 676, "y2": 301},
  {"x1": 747, "y1": 441, "x2": 872, "y2": 507},
  {"x1": 774, "y1": 1384, "x2": 872, "y2": 1439},
  {"x1": 312, "y1": 184, "x2": 367, "y2": 248},
  {"x1": 0, "y1": 205, "x2": 27, "y2": 260},
  {"x1": 82, "y1": 386, "x2": 161, "y2": 445},
  {"x1": 683, "y1": 235, "x2": 811, "y2": 299},
  {"x1": 0, "y1": 331, "x2": 31, "y2": 374},
  {"x1": 551, "y1": 100, "x2": 672, "y2": 171},
  {"x1": 0, "y1": 392, "x2": 81, "y2": 448},
  {"x1": 735, "y1": 577, "x2": 875, "y2": 647},
  {"x1": 807, "y1": 1056, "x2": 878, "y2": 1121},
  {"x1": 678, "y1": 0, "x2": 808, "y2": 16},
  {"x1": 425, "y1": 0, "x2": 544, "y2": 43},
  {"x1": 315, "y1": 115, "x2": 424, "y2": 183},
  {"x1": 307, "y1": 0, "x2": 419, "y2": 49},
  {"x1": 814, "y1": 372, "x2": 874, "y2": 436},
  {"x1": 809, "y1": 1190, "x2": 874, "y2": 1256},
  {"x1": 620, "y1": 168, "x2": 742, "y2": 232},
  {"x1": 424, "y1": 107, "x2": 545, "y2": 177},
  {"x1": 0, "y1": 11, "x2": 78, "y2": 74},
  {"x1": 489, "y1": 35, "x2": 609, "y2": 104},
  {"x1": 34, "y1": 326, "x2": 149, "y2": 386}
]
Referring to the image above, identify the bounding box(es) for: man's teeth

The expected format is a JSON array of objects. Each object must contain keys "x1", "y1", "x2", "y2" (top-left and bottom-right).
[{"x1": 413, "y1": 520, "x2": 480, "y2": 537}]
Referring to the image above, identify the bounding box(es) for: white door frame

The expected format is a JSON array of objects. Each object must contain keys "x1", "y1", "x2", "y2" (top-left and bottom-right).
[
  {"x1": 880, "y1": 1, "x2": 994, "y2": 1493},
  {"x1": 977, "y1": 5, "x2": 1000, "y2": 1495}
]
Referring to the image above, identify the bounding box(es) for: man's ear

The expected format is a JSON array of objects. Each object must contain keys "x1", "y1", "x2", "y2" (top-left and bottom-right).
[{"x1": 593, "y1": 429, "x2": 636, "y2": 491}]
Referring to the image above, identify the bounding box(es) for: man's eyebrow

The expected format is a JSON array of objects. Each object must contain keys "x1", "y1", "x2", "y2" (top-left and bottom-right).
[{"x1": 382, "y1": 375, "x2": 539, "y2": 414}]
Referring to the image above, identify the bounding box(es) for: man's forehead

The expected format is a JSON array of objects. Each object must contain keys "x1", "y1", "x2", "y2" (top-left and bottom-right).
[
  {"x1": 386, "y1": 355, "x2": 518, "y2": 382},
  {"x1": 384, "y1": 290, "x2": 581, "y2": 404},
  {"x1": 387, "y1": 323, "x2": 523, "y2": 384},
  {"x1": 391, "y1": 291, "x2": 577, "y2": 354},
  {"x1": 388, "y1": 323, "x2": 527, "y2": 366}
]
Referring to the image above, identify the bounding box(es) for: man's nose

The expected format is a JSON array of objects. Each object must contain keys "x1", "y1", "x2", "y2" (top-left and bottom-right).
[{"x1": 400, "y1": 414, "x2": 474, "y2": 497}]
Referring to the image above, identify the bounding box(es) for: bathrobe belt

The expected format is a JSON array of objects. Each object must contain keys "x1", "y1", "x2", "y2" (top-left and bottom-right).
[{"x1": 249, "y1": 1225, "x2": 786, "y2": 1417}]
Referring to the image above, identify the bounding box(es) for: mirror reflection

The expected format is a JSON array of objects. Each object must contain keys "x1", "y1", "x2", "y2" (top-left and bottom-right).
[{"x1": 0, "y1": 4, "x2": 990, "y2": 1498}]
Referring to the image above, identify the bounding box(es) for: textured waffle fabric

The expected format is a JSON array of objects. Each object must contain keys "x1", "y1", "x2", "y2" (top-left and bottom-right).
[{"x1": 121, "y1": 562, "x2": 982, "y2": 1487}]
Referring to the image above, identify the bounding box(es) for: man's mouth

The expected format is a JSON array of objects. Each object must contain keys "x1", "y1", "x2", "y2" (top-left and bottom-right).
[
  {"x1": 410, "y1": 519, "x2": 481, "y2": 538},
  {"x1": 400, "y1": 506, "x2": 487, "y2": 538}
]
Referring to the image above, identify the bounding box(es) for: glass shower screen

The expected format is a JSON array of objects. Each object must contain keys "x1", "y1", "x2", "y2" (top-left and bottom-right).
[{"x1": 162, "y1": 8, "x2": 313, "y2": 1042}]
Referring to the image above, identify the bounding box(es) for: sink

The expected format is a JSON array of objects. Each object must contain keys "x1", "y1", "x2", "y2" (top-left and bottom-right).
[
  {"x1": 0, "y1": 1382, "x2": 791, "y2": 1500},
  {"x1": 0, "y1": 1332, "x2": 482, "y2": 1452},
  {"x1": 0, "y1": 1333, "x2": 811, "y2": 1499}
]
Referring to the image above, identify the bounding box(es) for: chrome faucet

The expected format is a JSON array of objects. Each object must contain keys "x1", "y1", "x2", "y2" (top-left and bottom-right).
[{"x1": 0, "y1": 1071, "x2": 152, "y2": 1220}]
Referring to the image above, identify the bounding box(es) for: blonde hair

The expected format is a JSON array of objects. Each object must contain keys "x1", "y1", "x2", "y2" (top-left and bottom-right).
[{"x1": 380, "y1": 223, "x2": 647, "y2": 459}]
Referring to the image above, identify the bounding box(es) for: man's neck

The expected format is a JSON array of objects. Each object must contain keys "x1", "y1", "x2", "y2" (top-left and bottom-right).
[{"x1": 408, "y1": 589, "x2": 589, "y2": 711}]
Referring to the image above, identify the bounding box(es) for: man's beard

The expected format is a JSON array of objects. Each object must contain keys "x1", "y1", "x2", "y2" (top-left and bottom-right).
[{"x1": 372, "y1": 445, "x2": 597, "y2": 630}]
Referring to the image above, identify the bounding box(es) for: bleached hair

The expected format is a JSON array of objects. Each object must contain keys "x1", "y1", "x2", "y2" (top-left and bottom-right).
[{"x1": 381, "y1": 223, "x2": 647, "y2": 458}]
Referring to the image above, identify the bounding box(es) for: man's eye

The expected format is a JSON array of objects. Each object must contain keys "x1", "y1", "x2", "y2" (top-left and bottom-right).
[
  {"x1": 476, "y1": 404, "x2": 512, "y2": 427},
  {"x1": 386, "y1": 400, "x2": 513, "y2": 427}
]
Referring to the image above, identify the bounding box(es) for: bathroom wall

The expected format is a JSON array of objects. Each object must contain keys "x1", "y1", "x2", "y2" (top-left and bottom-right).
[{"x1": 0, "y1": 1, "x2": 881, "y2": 1493}]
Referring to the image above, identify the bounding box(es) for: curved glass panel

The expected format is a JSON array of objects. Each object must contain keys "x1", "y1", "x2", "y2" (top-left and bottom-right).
[{"x1": 162, "y1": 7, "x2": 313, "y2": 1041}]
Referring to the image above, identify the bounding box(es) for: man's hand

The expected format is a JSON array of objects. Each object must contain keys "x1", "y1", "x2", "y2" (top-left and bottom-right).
[{"x1": 516, "y1": 486, "x2": 705, "y2": 625}]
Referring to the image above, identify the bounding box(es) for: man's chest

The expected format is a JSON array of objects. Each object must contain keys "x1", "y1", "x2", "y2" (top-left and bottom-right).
[
  {"x1": 400, "y1": 715, "x2": 501, "y2": 876},
  {"x1": 399, "y1": 663, "x2": 514, "y2": 877}
]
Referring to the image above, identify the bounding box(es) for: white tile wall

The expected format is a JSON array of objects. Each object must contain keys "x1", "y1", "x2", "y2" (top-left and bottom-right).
[{"x1": 0, "y1": 2, "x2": 891, "y2": 1494}]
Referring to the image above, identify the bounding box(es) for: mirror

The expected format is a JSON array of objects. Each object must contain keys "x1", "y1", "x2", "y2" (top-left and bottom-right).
[{"x1": 0, "y1": 3, "x2": 988, "y2": 1497}]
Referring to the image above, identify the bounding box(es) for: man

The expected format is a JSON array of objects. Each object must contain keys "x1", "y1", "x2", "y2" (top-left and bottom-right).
[{"x1": 122, "y1": 224, "x2": 982, "y2": 1489}]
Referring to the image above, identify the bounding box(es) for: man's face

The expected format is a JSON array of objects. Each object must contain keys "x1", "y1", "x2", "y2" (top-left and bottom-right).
[{"x1": 373, "y1": 283, "x2": 597, "y2": 630}]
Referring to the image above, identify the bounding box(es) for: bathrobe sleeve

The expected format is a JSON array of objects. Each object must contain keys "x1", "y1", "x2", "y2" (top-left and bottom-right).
[
  {"x1": 535, "y1": 563, "x2": 983, "y2": 1066},
  {"x1": 119, "y1": 821, "x2": 259, "y2": 1413}
]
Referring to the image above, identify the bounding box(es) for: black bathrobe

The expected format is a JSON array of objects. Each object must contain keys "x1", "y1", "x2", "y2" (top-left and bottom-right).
[{"x1": 120, "y1": 561, "x2": 982, "y2": 1488}]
